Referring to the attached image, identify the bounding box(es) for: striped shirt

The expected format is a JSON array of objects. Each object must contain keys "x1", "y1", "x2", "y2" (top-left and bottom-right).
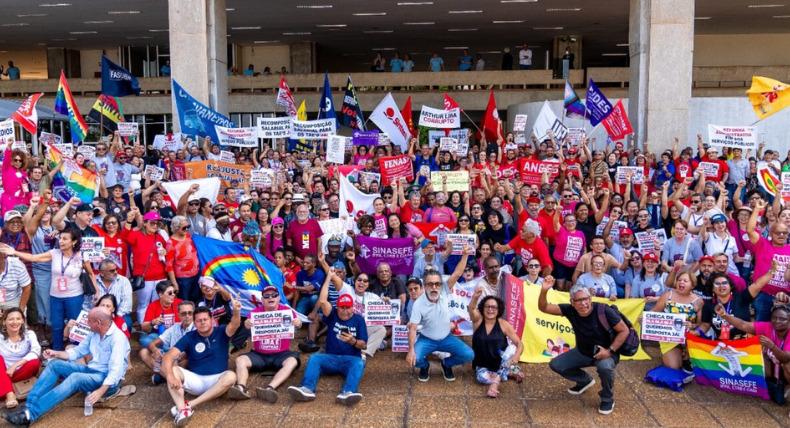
[{"x1": 0, "y1": 257, "x2": 31, "y2": 304}]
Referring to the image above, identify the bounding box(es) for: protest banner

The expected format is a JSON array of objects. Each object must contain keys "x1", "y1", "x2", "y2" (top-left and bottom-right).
[
  {"x1": 566, "y1": 128, "x2": 586, "y2": 147},
  {"x1": 418, "y1": 106, "x2": 461, "y2": 129},
  {"x1": 707, "y1": 125, "x2": 757, "y2": 151},
  {"x1": 11, "y1": 141, "x2": 27, "y2": 152},
  {"x1": 514, "y1": 134, "x2": 526, "y2": 145},
  {"x1": 412, "y1": 222, "x2": 456, "y2": 246},
  {"x1": 355, "y1": 236, "x2": 415, "y2": 276},
  {"x1": 81, "y1": 237, "x2": 105, "y2": 263},
  {"x1": 318, "y1": 218, "x2": 349, "y2": 237},
  {"x1": 290, "y1": 119, "x2": 336, "y2": 140},
  {"x1": 446, "y1": 233, "x2": 477, "y2": 255},
  {"x1": 498, "y1": 274, "x2": 527, "y2": 338},
  {"x1": 430, "y1": 171, "x2": 470, "y2": 192},
  {"x1": 358, "y1": 171, "x2": 381, "y2": 188},
  {"x1": 519, "y1": 285, "x2": 649, "y2": 362},
  {"x1": 641, "y1": 312, "x2": 687, "y2": 343},
  {"x1": 76, "y1": 144, "x2": 95, "y2": 160},
  {"x1": 392, "y1": 325, "x2": 409, "y2": 352},
  {"x1": 250, "y1": 310, "x2": 295, "y2": 341},
  {"x1": 364, "y1": 299, "x2": 401, "y2": 326},
  {"x1": 602, "y1": 100, "x2": 633, "y2": 141},
  {"x1": 519, "y1": 159, "x2": 559, "y2": 185},
  {"x1": 68, "y1": 310, "x2": 91, "y2": 344},
  {"x1": 596, "y1": 217, "x2": 628, "y2": 241},
  {"x1": 448, "y1": 278, "x2": 476, "y2": 336},
  {"x1": 635, "y1": 229, "x2": 667, "y2": 254},
  {"x1": 117, "y1": 121, "x2": 139, "y2": 137},
  {"x1": 439, "y1": 137, "x2": 457, "y2": 152},
  {"x1": 352, "y1": 130, "x2": 379, "y2": 146},
  {"x1": 513, "y1": 114, "x2": 528, "y2": 132},
  {"x1": 250, "y1": 168, "x2": 274, "y2": 188},
  {"x1": 215, "y1": 125, "x2": 258, "y2": 148},
  {"x1": 699, "y1": 161, "x2": 720, "y2": 179},
  {"x1": 325, "y1": 135, "x2": 347, "y2": 164},
  {"x1": 687, "y1": 334, "x2": 769, "y2": 400},
  {"x1": 616, "y1": 166, "x2": 645, "y2": 184},
  {"x1": 39, "y1": 131, "x2": 62, "y2": 146},
  {"x1": 184, "y1": 161, "x2": 252, "y2": 189},
  {"x1": 256, "y1": 116, "x2": 293, "y2": 139},
  {"x1": 427, "y1": 129, "x2": 469, "y2": 148},
  {"x1": 143, "y1": 165, "x2": 165, "y2": 181},
  {"x1": 219, "y1": 150, "x2": 235, "y2": 163},
  {"x1": 378, "y1": 154, "x2": 414, "y2": 186},
  {"x1": 0, "y1": 119, "x2": 15, "y2": 145}
]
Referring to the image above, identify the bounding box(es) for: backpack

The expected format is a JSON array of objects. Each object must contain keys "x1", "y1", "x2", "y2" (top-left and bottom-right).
[{"x1": 596, "y1": 303, "x2": 640, "y2": 357}]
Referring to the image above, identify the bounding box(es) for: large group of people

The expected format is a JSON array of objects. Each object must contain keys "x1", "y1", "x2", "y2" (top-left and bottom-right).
[{"x1": 0, "y1": 121, "x2": 788, "y2": 424}]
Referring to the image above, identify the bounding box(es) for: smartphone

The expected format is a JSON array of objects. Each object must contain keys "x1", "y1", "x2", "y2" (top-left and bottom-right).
[{"x1": 337, "y1": 326, "x2": 350, "y2": 338}]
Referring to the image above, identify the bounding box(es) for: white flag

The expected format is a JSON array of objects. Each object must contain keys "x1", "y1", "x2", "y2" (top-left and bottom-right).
[
  {"x1": 370, "y1": 93, "x2": 411, "y2": 152},
  {"x1": 161, "y1": 177, "x2": 221, "y2": 206},
  {"x1": 339, "y1": 174, "x2": 380, "y2": 219},
  {"x1": 532, "y1": 101, "x2": 568, "y2": 141}
]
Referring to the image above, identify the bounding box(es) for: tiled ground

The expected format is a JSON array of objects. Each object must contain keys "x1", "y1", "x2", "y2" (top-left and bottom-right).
[{"x1": 5, "y1": 342, "x2": 788, "y2": 427}]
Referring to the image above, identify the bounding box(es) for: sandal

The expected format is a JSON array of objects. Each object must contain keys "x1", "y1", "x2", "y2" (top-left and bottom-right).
[
  {"x1": 228, "y1": 383, "x2": 251, "y2": 400},
  {"x1": 486, "y1": 387, "x2": 499, "y2": 398}
]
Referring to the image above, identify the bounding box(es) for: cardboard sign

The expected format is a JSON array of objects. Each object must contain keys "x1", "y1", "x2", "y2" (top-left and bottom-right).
[
  {"x1": 641, "y1": 312, "x2": 687, "y2": 344},
  {"x1": 39, "y1": 131, "x2": 62, "y2": 146},
  {"x1": 699, "y1": 162, "x2": 720, "y2": 179},
  {"x1": 0, "y1": 119, "x2": 15, "y2": 146},
  {"x1": 358, "y1": 171, "x2": 381, "y2": 187},
  {"x1": 513, "y1": 114, "x2": 528, "y2": 132},
  {"x1": 428, "y1": 129, "x2": 469, "y2": 148},
  {"x1": 392, "y1": 325, "x2": 409, "y2": 352},
  {"x1": 566, "y1": 127, "x2": 586, "y2": 147},
  {"x1": 81, "y1": 237, "x2": 105, "y2": 263},
  {"x1": 596, "y1": 217, "x2": 628, "y2": 241},
  {"x1": 446, "y1": 233, "x2": 477, "y2": 255},
  {"x1": 616, "y1": 166, "x2": 645, "y2": 184},
  {"x1": 257, "y1": 117, "x2": 293, "y2": 139},
  {"x1": 250, "y1": 168, "x2": 274, "y2": 188},
  {"x1": 76, "y1": 145, "x2": 95, "y2": 160},
  {"x1": 430, "y1": 171, "x2": 470, "y2": 192},
  {"x1": 250, "y1": 310, "x2": 295, "y2": 341},
  {"x1": 219, "y1": 150, "x2": 235, "y2": 163},
  {"x1": 68, "y1": 310, "x2": 92, "y2": 344},
  {"x1": 439, "y1": 137, "x2": 457, "y2": 152},
  {"x1": 635, "y1": 229, "x2": 667, "y2": 254},
  {"x1": 53, "y1": 143, "x2": 74, "y2": 158},
  {"x1": 143, "y1": 165, "x2": 165, "y2": 181},
  {"x1": 215, "y1": 125, "x2": 259, "y2": 148},
  {"x1": 378, "y1": 154, "x2": 413, "y2": 186},
  {"x1": 153, "y1": 134, "x2": 184, "y2": 152},
  {"x1": 707, "y1": 125, "x2": 757, "y2": 151},
  {"x1": 325, "y1": 135, "x2": 347, "y2": 164},
  {"x1": 418, "y1": 106, "x2": 461, "y2": 129},
  {"x1": 364, "y1": 300, "x2": 401, "y2": 326},
  {"x1": 11, "y1": 141, "x2": 27, "y2": 152},
  {"x1": 290, "y1": 119, "x2": 336, "y2": 140},
  {"x1": 117, "y1": 122, "x2": 139, "y2": 137},
  {"x1": 781, "y1": 172, "x2": 790, "y2": 205}
]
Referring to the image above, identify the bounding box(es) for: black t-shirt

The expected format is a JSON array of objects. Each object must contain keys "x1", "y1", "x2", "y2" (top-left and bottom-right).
[
  {"x1": 576, "y1": 217, "x2": 598, "y2": 246},
  {"x1": 369, "y1": 277, "x2": 406, "y2": 300},
  {"x1": 701, "y1": 290, "x2": 754, "y2": 339},
  {"x1": 479, "y1": 224, "x2": 514, "y2": 246},
  {"x1": 65, "y1": 220, "x2": 99, "y2": 238},
  {"x1": 198, "y1": 294, "x2": 232, "y2": 325},
  {"x1": 559, "y1": 302, "x2": 622, "y2": 357}
]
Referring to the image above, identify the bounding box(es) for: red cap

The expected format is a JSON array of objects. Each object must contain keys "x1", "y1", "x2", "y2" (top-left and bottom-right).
[
  {"x1": 337, "y1": 294, "x2": 354, "y2": 308},
  {"x1": 699, "y1": 255, "x2": 714, "y2": 264},
  {"x1": 527, "y1": 197, "x2": 541, "y2": 205},
  {"x1": 619, "y1": 228, "x2": 634, "y2": 236},
  {"x1": 643, "y1": 252, "x2": 658, "y2": 263},
  {"x1": 568, "y1": 147, "x2": 578, "y2": 154}
]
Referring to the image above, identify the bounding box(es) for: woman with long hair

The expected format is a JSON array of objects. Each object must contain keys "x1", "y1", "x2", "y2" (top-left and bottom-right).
[
  {"x1": 1, "y1": 141, "x2": 30, "y2": 213},
  {"x1": 92, "y1": 213, "x2": 129, "y2": 276},
  {"x1": 652, "y1": 271, "x2": 703, "y2": 371},
  {"x1": 261, "y1": 217, "x2": 286, "y2": 262},
  {"x1": 0, "y1": 308, "x2": 41, "y2": 409}
]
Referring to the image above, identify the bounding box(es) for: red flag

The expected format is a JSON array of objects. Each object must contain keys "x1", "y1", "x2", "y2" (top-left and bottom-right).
[
  {"x1": 11, "y1": 92, "x2": 44, "y2": 134},
  {"x1": 275, "y1": 76, "x2": 298, "y2": 117},
  {"x1": 480, "y1": 89, "x2": 501, "y2": 141},
  {"x1": 602, "y1": 100, "x2": 633, "y2": 141},
  {"x1": 400, "y1": 96, "x2": 415, "y2": 137},
  {"x1": 443, "y1": 93, "x2": 460, "y2": 111}
]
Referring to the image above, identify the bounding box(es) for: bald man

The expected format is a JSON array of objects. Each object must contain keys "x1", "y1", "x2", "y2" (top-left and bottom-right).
[{"x1": 6, "y1": 308, "x2": 130, "y2": 426}]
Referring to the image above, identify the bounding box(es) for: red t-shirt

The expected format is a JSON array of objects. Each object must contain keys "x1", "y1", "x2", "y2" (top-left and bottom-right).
[
  {"x1": 285, "y1": 218, "x2": 323, "y2": 259},
  {"x1": 507, "y1": 235, "x2": 553, "y2": 270},
  {"x1": 537, "y1": 210, "x2": 557, "y2": 245},
  {"x1": 399, "y1": 202, "x2": 425, "y2": 224},
  {"x1": 143, "y1": 298, "x2": 183, "y2": 328},
  {"x1": 673, "y1": 158, "x2": 699, "y2": 182}
]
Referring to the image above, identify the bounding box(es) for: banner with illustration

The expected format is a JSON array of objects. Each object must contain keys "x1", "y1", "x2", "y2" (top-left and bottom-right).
[{"x1": 687, "y1": 334, "x2": 769, "y2": 400}]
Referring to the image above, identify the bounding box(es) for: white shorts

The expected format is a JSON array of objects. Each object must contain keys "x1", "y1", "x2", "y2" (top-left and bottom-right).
[{"x1": 180, "y1": 368, "x2": 225, "y2": 396}]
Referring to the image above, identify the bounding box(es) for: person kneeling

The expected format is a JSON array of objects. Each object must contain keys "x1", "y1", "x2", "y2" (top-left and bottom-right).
[
  {"x1": 162, "y1": 301, "x2": 241, "y2": 426},
  {"x1": 229, "y1": 286, "x2": 301, "y2": 403},
  {"x1": 288, "y1": 271, "x2": 367, "y2": 406}
]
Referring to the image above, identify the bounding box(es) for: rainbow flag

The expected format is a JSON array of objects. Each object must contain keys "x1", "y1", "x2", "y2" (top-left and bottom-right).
[
  {"x1": 686, "y1": 333, "x2": 769, "y2": 400},
  {"x1": 54, "y1": 70, "x2": 89, "y2": 143},
  {"x1": 45, "y1": 143, "x2": 98, "y2": 203}
]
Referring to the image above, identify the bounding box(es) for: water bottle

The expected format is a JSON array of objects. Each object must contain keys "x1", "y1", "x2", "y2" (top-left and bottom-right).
[{"x1": 84, "y1": 397, "x2": 93, "y2": 416}]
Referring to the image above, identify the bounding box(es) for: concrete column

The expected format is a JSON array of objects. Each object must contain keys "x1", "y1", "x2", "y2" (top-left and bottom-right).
[
  {"x1": 290, "y1": 41, "x2": 315, "y2": 74},
  {"x1": 168, "y1": 0, "x2": 228, "y2": 131},
  {"x1": 628, "y1": 0, "x2": 694, "y2": 152}
]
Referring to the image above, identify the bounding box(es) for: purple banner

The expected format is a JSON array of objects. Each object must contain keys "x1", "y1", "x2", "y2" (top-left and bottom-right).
[
  {"x1": 356, "y1": 236, "x2": 415, "y2": 276},
  {"x1": 353, "y1": 130, "x2": 380, "y2": 146}
]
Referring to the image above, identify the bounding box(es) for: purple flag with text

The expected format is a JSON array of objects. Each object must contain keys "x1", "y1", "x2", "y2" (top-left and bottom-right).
[
  {"x1": 355, "y1": 236, "x2": 415, "y2": 276},
  {"x1": 585, "y1": 79, "x2": 614, "y2": 126}
]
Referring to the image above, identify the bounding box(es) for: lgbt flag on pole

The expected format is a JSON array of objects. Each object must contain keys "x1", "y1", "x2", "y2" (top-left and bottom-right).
[{"x1": 686, "y1": 333, "x2": 769, "y2": 400}]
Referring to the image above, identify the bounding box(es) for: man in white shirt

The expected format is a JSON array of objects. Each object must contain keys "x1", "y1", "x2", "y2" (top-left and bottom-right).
[{"x1": 519, "y1": 44, "x2": 533, "y2": 70}]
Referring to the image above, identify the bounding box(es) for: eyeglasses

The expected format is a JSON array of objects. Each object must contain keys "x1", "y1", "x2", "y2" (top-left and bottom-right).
[
  {"x1": 356, "y1": 277, "x2": 369, "y2": 282},
  {"x1": 713, "y1": 281, "x2": 730, "y2": 287},
  {"x1": 638, "y1": 214, "x2": 649, "y2": 218},
  {"x1": 262, "y1": 293, "x2": 279, "y2": 299},
  {"x1": 284, "y1": 197, "x2": 292, "y2": 201},
  {"x1": 261, "y1": 198, "x2": 270, "y2": 202},
  {"x1": 179, "y1": 311, "x2": 193, "y2": 316},
  {"x1": 572, "y1": 297, "x2": 591, "y2": 303},
  {"x1": 562, "y1": 194, "x2": 572, "y2": 199},
  {"x1": 458, "y1": 218, "x2": 470, "y2": 223},
  {"x1": 164, "y1": 290, "x2": 175, "y2": 296},
  {"x1": 592, "y1": 262, "x2": 605, "y2": 267},
  {"x1": 774, "y1": 231, "x2": 789, "y2": 236},
  {"x1": 527, "y1": 264, "x2": 541, "y2": 268},
  {"x1": 320, "y1": 208, "x2": 329, "y2": 211},
  {"x1": 12, "y1": 158, "x2": 22, "y2": 163},
  {"x1": 691, "y1": 200, "x2": 701, "y2": 204},
  {"x1": 424, "y1": 281, "x2": 442, "y2": 288},
  {"x1": 483, "y1": 305, "x2": 498, "y2": 310}
]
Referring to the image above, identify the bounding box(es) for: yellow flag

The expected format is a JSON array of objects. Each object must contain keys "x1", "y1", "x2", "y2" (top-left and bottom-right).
[
  {"x1": 296, "y1": 99, "x2": 306, "y2": 121},
  {"x1": 746, "y1": 76, "x2": 790, "y2": 120}
]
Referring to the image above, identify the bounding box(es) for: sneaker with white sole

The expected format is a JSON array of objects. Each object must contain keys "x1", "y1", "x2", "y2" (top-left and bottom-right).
[
  {"x1": 287, "y1": 385, "x2": 316, "y2": 402},
  {"x1": 174, "y1": 404, "x2": 193, "y2": 426},
  {"x1": 336, "y1": 391, "x2": 363, "y2": 406},
  {"x1": 598, "y1": 401, "x2": 614, "y2": 415},
  {"x1": 170, "y1": 405, "x2": 178, "y2": 418},
  {"x1": 567, "y1": 378, "x2": 596, "y2": 395},
  {"x1": 256, "y1": 386, "x2": 279, "y2": 404}
]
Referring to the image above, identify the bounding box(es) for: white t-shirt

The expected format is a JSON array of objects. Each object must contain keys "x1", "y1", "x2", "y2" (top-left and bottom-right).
[
  {"x1": 0, "y1": 257, "x2": 31, "y2": 305},
  {"x1": 703, "y1": 233, "x2": 738, "y2": 274},
  {"x1": 519, "y1": 48, "x2": 532, "y2": 66}
]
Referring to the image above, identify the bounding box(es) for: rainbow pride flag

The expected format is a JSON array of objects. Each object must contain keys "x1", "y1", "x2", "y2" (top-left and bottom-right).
[
  {"x1": 45, "y1": 143, "x2": 98, "y2": 203},
  {"x1": 686, "y1": 333, "x2": 769, "y2": 400},
  {"x1": 54, "y1": 71, "x2": 89, "y2": 143}
]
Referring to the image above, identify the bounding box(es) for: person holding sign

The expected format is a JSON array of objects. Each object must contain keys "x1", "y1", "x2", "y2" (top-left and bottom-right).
[
  {"x1": 229, "y1": 285, "x2": 301, "y2": 403},
  {"x1": 288, "y1": 272, "x2": 367, "y2": 406},
  {"x1": 651, "y1": 271, "x2": 703, "y2": 373},
  {"x1": 699, "y1": 267, "x2": 775, "y2": 340},
  {"x1": 552, "y1": 211, "x2": 586, "y2": 291}
]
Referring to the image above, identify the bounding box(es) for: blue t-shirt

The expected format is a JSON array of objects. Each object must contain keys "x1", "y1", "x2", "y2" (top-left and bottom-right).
[
  {"x1": 324, "y1": 309, "x2": 367, "y2": 357},
  {"x1": 7, "y1": 67, "x2": 20, "y2": 80},
  {"x1": 174, "y1": 324, "x2": 230, "y2": 375},
  {"x1": 390, "y1": 58, "x2": 403, "y2": 72},
  {"x1": 296, "y1": 269, "x2": 326, "y2": 295},
  {"x1": 429, "y1": 57, "x2": 444, "y2": 72},
  {"x1": 459, "y1": 55, "x2": 473, "y2": 71}
]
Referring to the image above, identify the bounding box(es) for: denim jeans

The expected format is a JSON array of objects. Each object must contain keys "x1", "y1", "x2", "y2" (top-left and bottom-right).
[
  {"x1": 27, "y1": 360, "x2": 118, "y2": 422},
  {"x1": 754, "y1": 291, "x2": 775, "y2": 322},
  {"x1": 296, "y1": 294, "x2": 318, "y2": 316},
  {"x1": 300, "y1": 353, "x2": 365, "y2": 393},
  {"x1": 33, "y1": 269, "x2": 52, "y2": 326},
  {"x1": 413, "y1": 334, "x2": 474, "y2": 369},
  {"x1": 50, "y1": 295, "x2": 85, "y2": 351},
  {"x1": 139, "y1": 333, "x2": 160, "y2": 348},
  {"x1": 549, "y1": 347, "x2": 619, "y2": 404},
  {"x1": 176, "y1": 275, "x2": 201, "y2": 303}
]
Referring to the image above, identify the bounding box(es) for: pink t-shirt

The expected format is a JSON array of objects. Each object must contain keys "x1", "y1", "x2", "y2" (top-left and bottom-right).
[
  {"x1": 251, "y1": 304, "x2": 296, "y2": 354},
  {"x1": 752, "y1": 237, "x2": 790, "y2": 296},
  {"x1": 553, "y1": 227, "x2": 586, "y2": 268},
  {"x1": 754, "y1": 321, "x2": 790, "y2": 377},
  {"x1": 424, "y1": 206, "x2": 457, "y2": 224}
]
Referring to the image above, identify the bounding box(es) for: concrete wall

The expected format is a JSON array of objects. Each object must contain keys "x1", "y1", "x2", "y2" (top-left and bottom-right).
[
  {"x1": 0, "y1": 50, "x2": 48, "y2": 79},
  {"x1": 694, "y1": 33, "x2": 790, "y2": 67},
  {"x1": 79, "y1": 49, "x2": 121, "y2": 78},
  {"x1": 237, "y1": 44, "x2": 290, "y2": 74}
]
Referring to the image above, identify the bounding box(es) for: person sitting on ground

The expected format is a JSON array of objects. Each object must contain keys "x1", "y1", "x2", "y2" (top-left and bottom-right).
[
  {"x1": 139, "y1": 281, "x2": 182, "y2": 348},
  {"x1": 162, "y1": 301, "x2": 241, "y2": 426},
  {"x1": 0, "y1": 309, "x2": 41, "y2": 409},
  {"x1": 228, "y1": 286, "x2": 301, "y2": 403},
  {"x1": 651, "y1": 271, "x2": 702, "y2": 374},
  {"x1": 140, "y1": 300, "x2": 195, "y2": 385},
  {"x1": 288, "y1": 271, "x2": 367, "y2": 406}
]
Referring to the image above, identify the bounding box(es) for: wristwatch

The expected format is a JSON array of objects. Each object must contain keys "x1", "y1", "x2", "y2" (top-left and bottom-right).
[{"x1": 608, "y1": 347, "x2": 617, "y2": 354}]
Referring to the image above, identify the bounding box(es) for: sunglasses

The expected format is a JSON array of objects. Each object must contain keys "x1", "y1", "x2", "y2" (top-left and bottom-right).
[
  {"x1": 356, "y1": 277, "x2": 369, "y2": 282},
  {"x1": 164, "y1": 290, "x2": 175, "y2": 296},
  {"x1": 262, "y1": 293, "x2": 279, "y2": 299},
  {"x1": 12, "y1": 158, "x2": 23, "y2": 163},
  {"x1": 179, "y1": 311, "x2": 194, "y2": 316},
  {"x1": 188, "y1": 201, "x2": 200, "y2": 206},
  {"x1": 527, "y1": 264, "x2": 540, "y2": 268},
  {"x1": 273, "y1": 224, "x2": 284, "y2": 228}
]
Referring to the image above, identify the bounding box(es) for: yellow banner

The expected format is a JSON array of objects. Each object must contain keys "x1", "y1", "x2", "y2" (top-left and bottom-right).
[
  {"x1": 519, "y1": 285, "x2": 650, "y2": 363},
  {"x1": 430, "y1": 171, "x2": 470, "y2": 192},
  {"x1": 184, "y1": 160, "x2": 252, "y2": 189},
  {"x1": 746, "y1": 76, "x2": 790, "y2": 120}
]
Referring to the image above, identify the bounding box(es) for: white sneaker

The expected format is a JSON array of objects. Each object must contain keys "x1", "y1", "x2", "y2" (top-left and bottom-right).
[
  {"x1": 170, "y1": 405, "x2": 178, "y2": 418},
  {"x1": 432, "y1": 351, "x2": 451, "y2": 360},
  {"x1": 336, "y1": 391, "x2": 363, "y2": 406},
  {"x1": 174, "y1": 405, "x2": 193, "y2": 426},
  {"x1": 287, "y1": 385, "x2": 316, "y2": 402}
]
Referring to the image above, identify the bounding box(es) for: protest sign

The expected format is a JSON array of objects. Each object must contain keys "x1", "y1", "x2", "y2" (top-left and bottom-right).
[
  {"x1": 68, "y1": 310, "x2": 91, "y2": 344},
  {"x1": 513, "y1": 114, "x2": 528, "y2": 132},
  {"x1": 377, "y1": 132, "x2": 390, "y2": 146},
  {"x1": 153, "y1": 133, "x2": 184, "y2": 152},
  {"x1": 256, "y1": 117, "x2": 293, "y2": 139},
  {"x1": 250, "y1": 310, "x2": 295, "y2": 342},
  {"x1": 319, "y1": 218, "x2": 349, "y2": 237},
  {"x1": 117, "y1": 122, "x2": 139, "y2": 137},
  {"x1": 418, "y1": 106, "x2": 461, "y2": 129},
  {"x1": 290, "y1": 119, "x2": 336, "y2": 140},
  {"x1": 412, "y1": 222, "x2": 455, "y2": 246},
  {"x1": 184, "y1": 161, "x2": 252, "y2": 189},
  {"x1": 0, "y1": 119, "x2": 15, "y2": 145},
  {"x1": 687, "y1": 334, "x2": 769, "y2": 400},
  {"x1": 53, "y1": 143, "x2": 74, "y2": 158},
  {"x1": 219, "y1": 150, "x2": 235, "y2": 163},
  {"x1": 215, "y1": 125, "x2": 258, "y2": 148},
  {"x1": 352, "y1": 130, "x2": 379, "y2": 146},
  {"x1": 81, "y1": 237, "x2": 105, "y2": 263},
  {"x1": 446, "y1": 233, "x2": 477, "y2": 255},
  {"x1": 699, "y1": 162, "x2": 720, "y2": 179},
  {"x1": 782, "y1": 172, "x2": 790, "y2": 205},
  {"x1": 514, "y1": 134, "x2": 526, "y2": 145},
  {"x1": 519, "y1": 159, "x2": 559, "y2": 185},
  {"x1": 143, "y1": 165, "x2": 165, "y2": 181},
  {"x1": 533, "y1": 101, "x2": 568, "y2": 141},
  {"x1": 358, "y1": 171, "x2": 381, "y2": 188},
  {"x1": 355, "y1": 236, "x2": 415, "y2": 276},
  {"x1": 707, "y1": 125, "x2": 757, "y2": 151},
  {"x1": 641, "y1": 312, "x2": 687, "y2": 343},
  {"x1": 448, "y1": 279, "x2": 476, "y2": 336},
  {"x1": 392, "y1": 325, "x2": 409, "y2": 352},
  {"x1": 430, "y1": 171, "x2": 470, "y2": 192},
  {"x1": 11, "y1": 141, "x2": 27, "y2": 152},
  {"x1": 635, "y1": 229, "x2": 667, "y2": 254},
  {"x1": 439, "y1": 137, "x2": 457, "y2": 152},
  {"x1": 454, "y1": 140, "x2": 469, "y2": 157},
  {"x1": 566, "y1": 128, "x2": 586, "y2": 147},
  {"x1": 325, "y1": 135, "x2": 347, "y2": 164},
  {"x1": 427, "y1": 129, "x2": 469, "y2": 148},
  {"x1": 378, "y1": 154, "x2": 414, "y2": 186},
  {"x1": 250, "y1": 168, "x2": 274, "y2": 188},
  {"x1": 76, "y1": 144, "x2": 95, "y2": 160},
  {"x1": 39, "y1": 131, "x2": 62, "y2": 146},
  {"x1": 364, "y1": 300, "x2": 401, "y2": 326},
  {"x1": 616, "y1": 166, "x2": 645, "y2": 184},
  {"x1": 596, "y1": 217, "x2": 628, "y2": 241}
]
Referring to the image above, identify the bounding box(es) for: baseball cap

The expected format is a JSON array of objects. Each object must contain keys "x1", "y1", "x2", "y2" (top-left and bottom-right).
[
  {"x1": 620, "y1": 228, "x2": 634, "y2": 236},
  {"x1": 75, "y1": 203, "x2": 94, "y2": 213},
  {"x1": 527, "y1": 197, "x2": 541, "y2": 205},
  {"x1": 262, "y1": 285, "x2": 278, "y2": 294},
  {"x1": 188, "y1": 194, "x2": 200, "y2": 203},
  {"x1": 699, "y1": 255, "x2": 715, "y2": 264},
  {"x1": 328, "y1": 236, "x2": 342, "y2": 246},
  {"x1": 3, "y1": 211, "x2": 22, "y2": 222},
  {"x1": 332, "y1": 261, "x2": 346, "y2": 271},
  {"x1": 337, "y1": 294, "x2": 354, "y2": 308},
  {"x1": 710, "y1": 214, "x2": 727, "y2": 224},
  {"x1": 406, "y1": 277, "x2": 422, "y2": 287},
  {"x1": 643, "y1": 252, "x2": 658, "y2": 263},
  {"x1": 271, "y1": 217, "x2": 284, "y2": 226},
  {"x1": 143, "y1": 211, "x2": 161, "y2": 221},
  {"x1": 199, "y1": 276, "x2": 216, "y2": 288}
]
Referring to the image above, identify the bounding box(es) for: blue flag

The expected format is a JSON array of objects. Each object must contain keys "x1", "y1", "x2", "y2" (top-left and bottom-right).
[
  {"x1": 340, "y1": 76, "x2": 365, "y2": 130},
  {"x1": 101, "y1": 56, "x2": 140, "y2": 97},
  {"x1": 172, "y1": 79, "x2": 235, "y2": 142},
  {"x1": 585, "y1": 79, "x2": 613, "y2": 126},
  {"x1": 193, "y1": 235, "x2": 286, "y2": 316},
  {"x1": 317, "y1": 72, "x2": 338, "y2": 129}
]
